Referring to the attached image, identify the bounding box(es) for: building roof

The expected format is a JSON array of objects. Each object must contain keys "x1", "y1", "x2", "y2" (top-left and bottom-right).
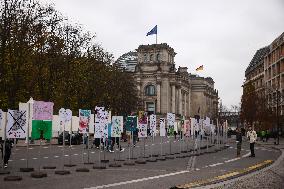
[
  {"x1": 245, "y1": 46, "x2": 270, "y2": 76},
  {"x1": 114, "y1": 51, "x2": 137, "y2": 72}
]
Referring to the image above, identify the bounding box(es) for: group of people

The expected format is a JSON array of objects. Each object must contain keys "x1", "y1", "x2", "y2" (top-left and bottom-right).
[{"x1": 236, "y1": 127, "x2": 257, "y2": 157}]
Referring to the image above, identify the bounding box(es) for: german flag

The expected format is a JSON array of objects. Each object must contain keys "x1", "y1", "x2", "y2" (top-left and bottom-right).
[{"x1": 196, "y1": 65, "x2": 203, "y2": 71}]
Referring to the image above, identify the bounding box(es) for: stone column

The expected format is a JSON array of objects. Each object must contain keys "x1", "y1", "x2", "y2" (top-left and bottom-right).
[
  {"x1": 171, "y1": 85, "x2": 176, "y2": 113},
  {"x1": 156, "y1": 82, "x2": 161, "y2": 113},
  {"x1": 179, "y1": 88, "x2": 182, "y2": 115}
]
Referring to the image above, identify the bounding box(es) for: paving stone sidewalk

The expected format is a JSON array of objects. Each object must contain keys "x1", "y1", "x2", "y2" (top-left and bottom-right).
[{"x1": 211, "y1": 138, "x2": 284, "y2": 189}]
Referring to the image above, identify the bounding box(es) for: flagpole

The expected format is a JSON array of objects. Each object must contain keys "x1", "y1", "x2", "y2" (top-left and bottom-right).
[{"x1": 156, "y1": 33, "x2": 157, "y2": 44}]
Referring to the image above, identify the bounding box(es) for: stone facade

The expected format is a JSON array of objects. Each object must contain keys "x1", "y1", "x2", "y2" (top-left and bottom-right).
[{"x1": 133, "y1": 43, "x2": 218, "y2": 119}]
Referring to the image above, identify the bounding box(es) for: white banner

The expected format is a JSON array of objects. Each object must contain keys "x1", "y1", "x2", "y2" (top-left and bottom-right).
[
  {"x1": 94, "y1": 107, "x2": 107, "y2": 138},
  {"x1": 160, "y1": 118, "x2": 166, "y2": 137},
  {"x1": 111, "y1": 116, "x2": 123, "y2": 137},
  {"x1": 149, "y1": 114, "x2": 156, "y2": 136},
  {"x1": 7, "y1": 109, "x2": 27, "y2": 138},
  {"x1": 138, "y1": 123, "x2": 147, "y2": 138}
]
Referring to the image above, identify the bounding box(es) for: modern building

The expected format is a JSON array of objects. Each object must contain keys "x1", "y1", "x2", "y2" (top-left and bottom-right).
[
  {"x1": 114, "y1": 51, "x2": 138, "y2": 72},
  {"x1": 244, "y1": 46, "x2": 270, "y2": 94},
  {"x1": 116, "y1": 43, "x2": 219, "y2": 119},
  {"x1": 243, "y1": 32, "x2": 284, "y2": 133}
]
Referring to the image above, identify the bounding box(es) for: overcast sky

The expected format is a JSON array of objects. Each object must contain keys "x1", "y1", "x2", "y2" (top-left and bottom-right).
[{"x1": 44, "y1": 0, "x2": 284, "y2": 109}]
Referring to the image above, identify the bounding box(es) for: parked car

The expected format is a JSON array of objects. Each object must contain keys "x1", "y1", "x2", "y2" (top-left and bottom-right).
[{"x1": 58, "y1": 131, "x2": 82, "y2": 145}]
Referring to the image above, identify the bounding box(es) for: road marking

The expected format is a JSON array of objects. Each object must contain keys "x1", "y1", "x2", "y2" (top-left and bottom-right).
[
  {"x1": 8, "y1": 160, "x2": 13, "y2": 162},
  {"x1": 209, "y1": 162, "x2": 223, "y2": 167},
  {"x1": 58, "y1": 146, "x2": 63, "y2": 148},
  {"x1": 84, "y1": 170, "x2": 189, "y2": 189},
  {"x1": 229, "y1": 146, "x2": 233, "y2": 149},
  {"x1": 54, "y1": 156, "x2": 59, "y2": 158},
  {"x1": 20, "y1": 159, "x2": 26, "y2": 161},
  {"x1": 32, "y1": 158, "x2": 38, "y2": 160},
  {"x1": 64, "y1": 155, "x2": 69, "y2": 157},
  {"x1": 225, "y1": 157, "x2": 240, "y2": 163},
  {"x1": 43, "y1": 157, "x2": 48, "y2": 159},
  {"x1": 74, "y1": 154, "x2": 78, "y2": 156},
  {"x1": 91, "y1": 152, "x2": 95, "y2": 154},
  {"x1": 242, "y1": 152, "x2": 251, "y2": 157},
  {"x1": 43, "y1": 147, "x2": 49, "y2": 149},
  {"x1": 29, "y1": 147, "x2": 34, "y2": 150}
]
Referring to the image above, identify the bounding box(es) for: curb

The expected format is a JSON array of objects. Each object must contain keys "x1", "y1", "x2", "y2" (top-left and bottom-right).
[{"x1": 171, "y1": 160, "x2": 274, "y2": 189}]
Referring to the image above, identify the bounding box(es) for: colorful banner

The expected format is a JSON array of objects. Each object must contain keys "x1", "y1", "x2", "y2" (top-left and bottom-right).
[
  {"x1": 160, "y1": 118, "x2": 166, "y2": 137},
  {"x1": 6, "y1": 110, "x2": 27, "y2": 138},
  {"x1": 33, "y1": 101, "x2": 54, "y2": 120},
  {"x1": 111, "y1": 116, "x2": 123, "y2": 137},
  {"x1": 59, "y1": 108, "x2": 72, "y2": 131},
  {"x1": 167, "y1": 113, "x2": 175, "y2": 136},
  {"x1": 94, "y1": 106, "x2": 108, "y2": 138},
  {"x1": 184, "y1": 120, "x2": 191, "y2": 137},
  {"x1": 126, "y1": 116, "x2": 137, "y2": 132},
  {"x1": 31, "y1": 120, "x2": 52, "y2": 140},
  {"x1": 149, "y1": 114, "x2": 156, "y2": 136},
  {"x1": 79, "y1": 109, "x2": 91, "y2": 133},
  {"x1": 138, "y1": 123, "x2": 147, "y2": 138}
]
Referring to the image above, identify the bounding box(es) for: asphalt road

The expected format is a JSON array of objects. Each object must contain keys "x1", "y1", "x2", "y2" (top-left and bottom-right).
[{"x1": 0, "y1": 136, "x2": 280, "y2": 189}]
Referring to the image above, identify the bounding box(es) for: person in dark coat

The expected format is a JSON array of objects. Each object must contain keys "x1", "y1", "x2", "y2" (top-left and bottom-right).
[{"x1": 1, "y1": 139, "x2": 13, "y2": 168}]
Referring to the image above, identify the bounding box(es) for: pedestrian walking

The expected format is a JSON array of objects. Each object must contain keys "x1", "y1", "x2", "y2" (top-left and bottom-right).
[
  {"x1": 236, "y1": 127, "x2": 242, "y2": 157},
  {"x1": 1, "y1": 139, "x2": 13, "y2": 168},
  {"x1": 246, "y1": 126, "x2": 257, "y2": 157}
]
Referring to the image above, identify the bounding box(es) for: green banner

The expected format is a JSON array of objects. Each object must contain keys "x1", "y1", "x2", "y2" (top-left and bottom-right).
[
  {"x1": 31, "y1": 120, "x2": 52, "y2": 140},
  {"x1": 125, "y1": 116, "x2": 137, "y2": 132}
]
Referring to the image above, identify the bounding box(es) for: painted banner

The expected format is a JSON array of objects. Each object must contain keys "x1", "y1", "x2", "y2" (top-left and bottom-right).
[
  {"x1": 184, "y1": 120, "x2": 191, "y2": 137},
  {"x1": 138, "y1": 123, "x2": 147, "y2": 138},
  {"x1": 33, "y1": 101, "x2": 54, "y2": 120},
  {"x1": 125, "y1": 116, "x2": 137, "y2": 132},
  {"x1": 94, "y1": 107, "x2": 108, "y2": 138},
  {"x1": 111, "y1": 116, "x2": 123, "y2": 137},
  {"x1": 160, "y1": 118, "x2": 166, "y2": 137},
  {"x1": 6, "y1": 110, "x2": 27, "y2": 138},
  {"x1": 59, "y1": 108, "x2": 72, "y2": 131},
  {"x1": 94, "y1": 106, "x2": 105, "y2": 138},
  {"x1": 138, "y1": 111, "x2": 147, "y2": 138},
  {"x1": 79, "y1": 109, "x2": 91, "y2": 133},
  {"x1": 149, "y1": 114, "x2": 156, "y2": 136},
  {"x1": 31, "y1": 120, "x2": 52, "y2": 139},
  {"x1": 167, "y1": 113, "x2": 175, "y2": 136}
]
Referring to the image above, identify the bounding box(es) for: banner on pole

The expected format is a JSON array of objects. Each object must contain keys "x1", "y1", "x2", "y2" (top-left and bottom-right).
[
  {"x1": 150, "y1": 114, "x2": 156, "y2": 136},
  {"x1": 111, "y1": 116, "x2": 123, "y2": 137},
  {"x1": 184, "y1": 120, "x2": 190, "y2": 137},
  {"x1": 31, "y1": 120, "x2": 52, "y2": 139},
  {"x1": 33, "y1": 101, "x2": 54, "y2": 120},
  {"x1": 79, "y1": 109, "x2": 91, "y2": 133},
  {"x1": 126, "y1": 116, "x2": 137, "y2": 132},
  {"x1": 94, "y1": 107, "x2": 108, "y2": 138},
  {"x1": 6, "y1": 109, "x2": 27, "y2": 138},
  {"x1": 160, "y1": 118, "x2": 166, "y2": 137},
  {"x1": 167, "y1": 113, "x2": 175, "y2": 136}
]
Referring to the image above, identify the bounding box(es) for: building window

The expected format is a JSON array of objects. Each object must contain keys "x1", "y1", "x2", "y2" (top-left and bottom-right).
[
  {"x1": 150, "y1": 54, "x2": 153, "y2": 61},
  {"x1": 145, "y1": 85, "x2": 155, "y2": 96},
  {"x1": 156, "y1": 53, "x2": 160, "y2": 61},
  {"x1": 144, "y1": 54, "x2": 147, "y2": 62}
]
